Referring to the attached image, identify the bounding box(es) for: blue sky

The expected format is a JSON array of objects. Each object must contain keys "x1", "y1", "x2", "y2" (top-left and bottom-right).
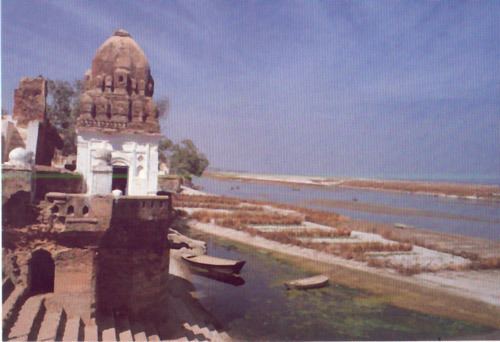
[{"x1": 2, "y1": 1, "x2": 499, "y2": 182}]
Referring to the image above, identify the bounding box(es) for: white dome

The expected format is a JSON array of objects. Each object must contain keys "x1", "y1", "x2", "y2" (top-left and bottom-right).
[{"x1": 7, "y1": 147, "x2": 33, "y2": 167}]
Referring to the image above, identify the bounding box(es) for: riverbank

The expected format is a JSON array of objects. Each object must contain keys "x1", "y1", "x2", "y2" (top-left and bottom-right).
[
  {"x1": 179, "y1": 228, "x2": 498, "y2": 340},
  {"x1": 173, "y1": 191, "x2": 500, "y2": 329},
  {"x1": 205, "y1": 171, "x2": 500, "y2": 201},
  {"x1": 185, "y1": 219, "x2": 500, "y2": 329}
]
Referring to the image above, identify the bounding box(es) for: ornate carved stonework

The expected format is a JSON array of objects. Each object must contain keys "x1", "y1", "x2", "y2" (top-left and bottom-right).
[{"x1": 76, "y1": 29, "x2": 160, "y2": 134}]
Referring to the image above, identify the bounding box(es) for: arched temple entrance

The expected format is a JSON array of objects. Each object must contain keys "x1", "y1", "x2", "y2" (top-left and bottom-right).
[
  {"x1": 29, "y1": 249, "x2": 55, "y2": 294},
  {"x1": 112, "y1": 165, "x2": 129, "y2": 194}
]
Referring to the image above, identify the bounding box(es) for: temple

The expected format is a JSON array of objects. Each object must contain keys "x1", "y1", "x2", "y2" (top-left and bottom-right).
[
  {"x1": 1, "y1": 29, "x2": 179, "y2": 340},
  {"x1": 76, "y1": 29, "x2": 161, "y2": 196}
]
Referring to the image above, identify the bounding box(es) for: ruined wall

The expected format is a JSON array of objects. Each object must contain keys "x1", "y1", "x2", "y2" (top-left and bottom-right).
[
  {"x1": 2, "y1": 166, "x2": 36, "y2": 227},
  {"x1": 51, "y1": 248, "x2": 97, "y2": 322},
  {"x1": 13, "y1": 77, "x2": 47, "y2": 127},
  {"x1": 42, "y1": 193, "x2": 112, "y2": 234},
  {"x1": 96, "y1": 196, "x2": 172, "y2": 319},
  {"x1": 34, "y1": 168, "x2": 84, "y2": 201}
]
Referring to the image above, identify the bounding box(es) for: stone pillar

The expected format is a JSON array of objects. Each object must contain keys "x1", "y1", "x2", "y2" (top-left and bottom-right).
[
  {"x1": 25, "y1": 120, "x2": 40, "y2": 157},
  {"x1": 91, "y1": 165, "x2": 112, "y2": 195},
  {"x1": 90, "y1": 149, "x2": 112, "y2": 195}
]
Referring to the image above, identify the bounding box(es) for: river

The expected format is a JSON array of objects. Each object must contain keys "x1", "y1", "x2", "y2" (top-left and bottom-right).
[{"x1": 193, "y1": 177, "x2": 500, "y2": 241}]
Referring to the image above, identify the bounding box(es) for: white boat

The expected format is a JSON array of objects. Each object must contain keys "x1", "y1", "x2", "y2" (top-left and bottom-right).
[
  {"x1": 394, "y1": 223, "x2": 413, "y2": 229},
  {"x1": 284, "y1": 275, "x2": 329, "y2": 290}
]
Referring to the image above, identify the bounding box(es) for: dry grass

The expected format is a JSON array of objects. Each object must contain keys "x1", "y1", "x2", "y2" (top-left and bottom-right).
[
  {"x1": 188, "y1": 209, "x2": 416, "y2": 270},
  {"x1": 180, "y1": 193, "x2": 500, "y2": 274},
  {"x1": 191, "y1": 210, "x2": 304, "y2": 232},
  {"x1": 366, "y1": 255, "x2": 500, "y2": 275},
  {"x1": 471, "y1": 257, "x2": 500, "y2": 270},
  {"x1": 301, "y1": 241, "x2": 413, "y2": 261},
  {"x1": 175, "y1": 201, "x2": 263, "y2": 210},
  {"x1": 173, "y1": 194, "x2": 242, "y2": 206},
  {"x1": 366, "y1": 258, "x2": 473, "y2": 275},
  {"x1": 173, "y1": 194, "x2": 265, "y2": 211}
]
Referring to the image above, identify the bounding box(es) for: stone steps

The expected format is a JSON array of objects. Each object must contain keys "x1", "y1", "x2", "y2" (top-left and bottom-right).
[
  {"x1": 100, "y1": 315, "x2": 118, "y2": 342},
  {"x1": 130, "y1": 321, "x2": 148, "y2": 341},
  {"x1": 37, "y1": 307, "x2": 65, "y2": 341},
  {"x1": 145, "y1": 322, "x2": 161, "y2": 341},
  {"x1": 8, "y1": 295, "x2": 46, "y2": 341},
  {"x1": 2, "y1": 291, "x2": 230, "y2": 342},
  {"x1": 84, "y1": 321, "x2": 99, "y2": 342},
  {"x1": 182, "y1": 322, "x2": 231, "y2": 342},
  {"x1": 2, "y1": 284, "x2": 29, "y2": 338},
  {"x1": 2, "y1": 277, "x2": 15, "y2": 302},
  {"x1": 62, "y1": 317, "x2": 84, "y2": 341},
  {"x1": 115, "y1": 316, "x2": 134, "y2": 341}
]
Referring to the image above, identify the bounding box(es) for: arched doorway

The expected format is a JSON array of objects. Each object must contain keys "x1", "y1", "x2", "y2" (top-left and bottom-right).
[
  {"x1": 29, "y1": 249, "x2": 55, "y2": 294},
  {"x1": 112, "y1": 165, "x2": 129, "y2": 195}
]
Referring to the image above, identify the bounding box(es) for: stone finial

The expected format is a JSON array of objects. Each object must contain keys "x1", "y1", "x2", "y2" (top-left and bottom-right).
[
  {"x1": 113, "y1": 29, "x2": 131, "y2": 37},
  {"x1": 6, "y1": 147, "x2": 34, "y2": 167}
]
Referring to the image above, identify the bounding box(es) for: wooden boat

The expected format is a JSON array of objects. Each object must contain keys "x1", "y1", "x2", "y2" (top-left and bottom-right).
[
  {"x1": 394, "y1": 223, "x2": 413, "y2": 229},
  {"x1": 181, "y1": 254, "x2": 246, "y2": 275},
  {"x1": 284, "y1": 275, "x2": 329, "y2": 290},
  {"x1": 189, "y1": 268, "x2": 245, "y2": 286}
]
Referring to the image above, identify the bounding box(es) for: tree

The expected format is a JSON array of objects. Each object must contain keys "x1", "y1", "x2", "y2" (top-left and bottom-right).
[
  {"x1": 46, "y1": 79, "x2": 81, "y2": 155},
  {"x1": 158, "y1": 137, "x2": 173, "y2": 164},
  {"x1": 161, "y1": 139, "x2": 209, "y2": 178}
]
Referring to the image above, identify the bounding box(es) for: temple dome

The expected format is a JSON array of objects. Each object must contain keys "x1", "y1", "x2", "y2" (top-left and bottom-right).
[
  {"x1": 90, "y1": 29, "x2": 152, "y2": 89},
  {"x1": 77, "y1": 29, "x2": 160, "y2": 134}
]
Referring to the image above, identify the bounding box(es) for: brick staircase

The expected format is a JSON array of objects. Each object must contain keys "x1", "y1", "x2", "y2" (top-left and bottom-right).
[{"x1": 2, "y1": 280, "x2": 231, "y2": 341}]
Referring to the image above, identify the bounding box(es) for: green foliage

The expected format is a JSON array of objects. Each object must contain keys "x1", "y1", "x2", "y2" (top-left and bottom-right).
[
  {"x1": 46, "y1": 79, "x2": 82, "y2": 155},
  {"x1": 158, "y1": 137, "x2": 173, "y2": 164},
  {"x1": 160, "y1": 138, "x2": 209, "y2": 178}
]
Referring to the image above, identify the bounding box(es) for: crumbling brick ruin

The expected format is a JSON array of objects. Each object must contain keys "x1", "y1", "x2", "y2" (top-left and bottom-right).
[
  {"x1": 13, "y1": 77, "x2": 47, "y2": 126},
  {"x1": 3, "y1": 76, "x2": 63, "y2": 166}
]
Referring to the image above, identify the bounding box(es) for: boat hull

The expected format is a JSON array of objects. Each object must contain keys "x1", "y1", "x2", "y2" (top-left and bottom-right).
[
  {"x1": 284, "y1": 275, "x2": 329, "y2": 290},
  {"x1": 181, "y1": 255, "x2": 246, "y2": 275}
]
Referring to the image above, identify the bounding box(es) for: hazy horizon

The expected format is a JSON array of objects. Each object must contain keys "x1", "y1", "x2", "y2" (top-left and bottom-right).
[{"x1": 2, "y1": 1, "x2": 499, "y2": 183}]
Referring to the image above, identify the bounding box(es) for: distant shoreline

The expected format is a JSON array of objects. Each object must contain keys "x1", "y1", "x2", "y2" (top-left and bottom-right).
[{"x1": 204, "y1": 171, "x2": 500, "y2": 201}]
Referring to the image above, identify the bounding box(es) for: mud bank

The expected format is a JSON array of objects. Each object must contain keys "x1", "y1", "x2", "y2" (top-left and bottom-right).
[{"x1": 205, "y1": 171, "x2": 500, "y2": 201}]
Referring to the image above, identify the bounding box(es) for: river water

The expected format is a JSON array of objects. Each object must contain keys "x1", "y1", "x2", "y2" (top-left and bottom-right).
[
  {"x1": 193, "y1": 177, "x2": 500, "y2": 241},
  {"x1": 186, "y1": 231, "x2": 493, "y2": 340}
]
